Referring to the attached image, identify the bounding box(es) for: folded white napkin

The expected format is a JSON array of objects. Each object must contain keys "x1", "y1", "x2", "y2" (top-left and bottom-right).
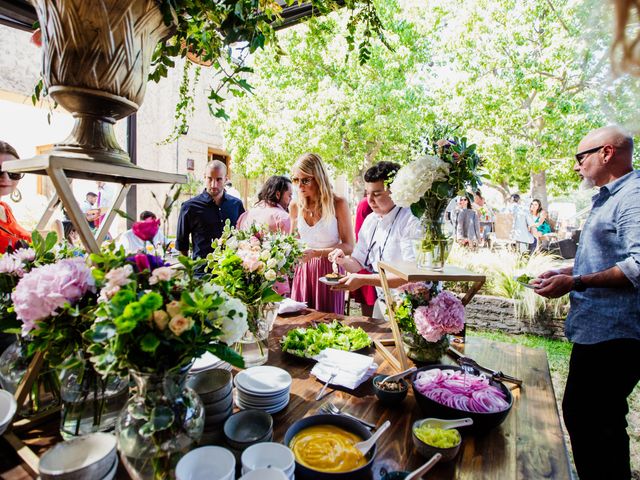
[
  {"x1": 311, "y1": 348, "x2": 378, "y2": 390},
  {"x1": 277, "y1": 298, "x2": 307, "y2": 314}
]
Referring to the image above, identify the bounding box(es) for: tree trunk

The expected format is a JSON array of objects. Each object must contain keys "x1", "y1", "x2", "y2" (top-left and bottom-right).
[{"x1": 530, "y1": 170, "x2": 548, "y2": 208}]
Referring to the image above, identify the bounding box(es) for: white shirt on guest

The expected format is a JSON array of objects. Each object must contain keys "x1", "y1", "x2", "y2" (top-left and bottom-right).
[
  {"x1": 351, "y1": 205, "x2": 424, "y2": 298},
  {"x1": 117, "y1": 229, "x2": 166, "y2": 253}
]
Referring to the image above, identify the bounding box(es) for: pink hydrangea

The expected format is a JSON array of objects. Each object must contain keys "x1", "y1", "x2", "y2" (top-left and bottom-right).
[
  {"x1": 12, "y1": 257, "x2": 95, "y2": 334},
  {"x1": 414, "y1": 291, "x2": 464, "y2": 342}
]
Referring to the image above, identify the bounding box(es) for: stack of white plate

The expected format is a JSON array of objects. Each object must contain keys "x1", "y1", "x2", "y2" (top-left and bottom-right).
[
  {"x1": 190, "y1": 351, "x2": 232, "y2": 374},
  {"x1": 234, "y1": 366, "x2": 292, "y2": 414}
]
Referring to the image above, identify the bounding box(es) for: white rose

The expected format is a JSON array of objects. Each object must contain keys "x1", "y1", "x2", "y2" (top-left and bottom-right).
[
  {"x1": 264, "y1": 269, "x2": 277, "y2": 281},
  {"x1": 266, "y1": 258, "x2": 278, "y2": 269},
  {"x1": 260, "y1": 250, "x2": 270, "y2": 261}
]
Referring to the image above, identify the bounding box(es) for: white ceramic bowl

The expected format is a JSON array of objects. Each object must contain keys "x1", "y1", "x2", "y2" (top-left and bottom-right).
[
  {"x1": 0, "y1": 389, "x2": 17, "y2": 435},
  {"x1": 38, "y1": 432, "x2": 117, "y2": 480},
  {"x1": 239, "y1": 468, "x2": 289, "y2": 480},
  {"x1": 241, "y1": 442, "x2": 295, "y2": 475},
  {"x1": 175, "y1": 446, "x2": 236, "y2": 480}
]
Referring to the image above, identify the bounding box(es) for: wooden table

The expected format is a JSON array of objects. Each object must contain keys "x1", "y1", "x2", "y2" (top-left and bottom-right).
[
  {"x1": 0, "y1": 310, "x2": 571, "y2": 479},
  {"x1": 270, "y1": 311, "x2": 571, "y2": 480}
]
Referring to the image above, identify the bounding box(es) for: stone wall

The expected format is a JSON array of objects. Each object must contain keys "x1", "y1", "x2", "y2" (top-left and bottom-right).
[{"x1": 465, "y1": 294, "x2": 567, "y2": 339}]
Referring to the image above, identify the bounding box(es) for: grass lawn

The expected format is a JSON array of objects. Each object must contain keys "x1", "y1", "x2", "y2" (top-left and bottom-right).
[{"x1": 469, "y1": 329, "x2": 640, "y2": 479}]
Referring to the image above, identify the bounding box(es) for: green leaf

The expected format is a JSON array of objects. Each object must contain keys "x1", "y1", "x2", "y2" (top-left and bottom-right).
[
  {"x1": 260, "y1": 288, "x2": 283, "y2": 303},
  {"x1": 140, "y1": 333, "x2": 160, "y2": 353},
  {"x1": 150, "y1": 405, "x2": 175, "y2": 432}
]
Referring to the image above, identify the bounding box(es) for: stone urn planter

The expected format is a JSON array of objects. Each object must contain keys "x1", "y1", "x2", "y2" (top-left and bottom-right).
[{"x1": 31, "y1": 0, "x2": 171, "y2": 164}]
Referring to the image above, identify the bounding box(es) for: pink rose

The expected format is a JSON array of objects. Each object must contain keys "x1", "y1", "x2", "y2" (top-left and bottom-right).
[
  {"x1": 105, "y1": 265, "x2": 134, "y2": 287},
  {"x1": 149, "y1": 266, "x2": 174, "y2": 285}
]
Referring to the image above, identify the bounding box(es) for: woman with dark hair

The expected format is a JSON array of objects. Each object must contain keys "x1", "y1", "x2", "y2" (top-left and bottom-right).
[
  {"x1": 529, "y1": 199, "x2": 552, "y2": 237},
  {"x1": 117, "y1": 210, "x2": 166, "y2": 253},
  {"x1": 237, "y1": 175, "x2": 293, "y2": 233},
  {"x1": 0, "y1": 141, "x2": 30, "y2": 253},
  {"x1": 455, "y1": 196, "x2": 481, "y2": 247}
]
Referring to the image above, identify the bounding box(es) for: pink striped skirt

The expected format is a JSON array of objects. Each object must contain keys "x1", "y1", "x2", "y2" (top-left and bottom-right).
[{"x1": 291, "y1": 256, "x2": 345, "y2": 315}]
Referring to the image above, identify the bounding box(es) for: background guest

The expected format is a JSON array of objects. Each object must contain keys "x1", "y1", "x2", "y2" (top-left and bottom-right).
[
  {"x1": 238, "y1": 175, "x2": 293, "y2": 297},
  {"x1": 506, "y1": 193, "x2": 535, "y2": 252},
  {"x1": 0, "y1": 141, "x2": 29, "y2": 253},
  {"x1": 529, "y1": 198, "x2": 552, "y2": 249},
  {"x1": 455, "y1": 196, "x2": 481, "y2": 248},
  {"x1": 237, "y1": 175, "x2": 292, "y2": 233},
  {"x1": 117, "y1": 211, "x2": 166, "y2": 253},
  {"x1": 289, "y1": 153, "x2": 354, "y2": 314},
  {"x1": 176, "y1": 160, "x2": 245, "y2": 259},
  {"x1": 82, "y1": 192, "x2": 99, "y2": 228}
]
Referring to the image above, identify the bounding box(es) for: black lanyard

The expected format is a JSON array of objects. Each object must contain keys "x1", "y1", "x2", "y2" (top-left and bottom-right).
[{"x1": 363, "y1": 208, "x2": 401, "y2": 272}]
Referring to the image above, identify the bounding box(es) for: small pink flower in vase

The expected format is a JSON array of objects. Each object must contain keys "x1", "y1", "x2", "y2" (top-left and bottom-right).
[{"x1": 414, "y1": 291, "x2": 465, "y2": 343}]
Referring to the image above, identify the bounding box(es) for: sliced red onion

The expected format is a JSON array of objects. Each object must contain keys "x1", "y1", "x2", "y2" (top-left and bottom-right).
[{"x1": 414, "y1": 369, "x2": 510, "y2": 413}]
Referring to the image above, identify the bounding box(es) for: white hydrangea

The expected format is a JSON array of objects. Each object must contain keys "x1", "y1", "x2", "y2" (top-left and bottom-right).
[
  {"x1": 217, "y1": 297, "x2": 248, "y2": 345},
  {"x1": 390, "y1": 155, "x2": 450, "y2": 208}
]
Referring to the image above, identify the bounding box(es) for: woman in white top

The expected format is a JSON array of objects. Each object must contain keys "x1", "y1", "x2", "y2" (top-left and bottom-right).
[
  {"x1": 329, "y1": 162, "x2": 424, "y2": 319},
  {"x1": 290, "y1": 153, "x2": 354, "y2": 314},
  {"x1": 117, "y1": 211, "x2": 166, "y2": 253}
]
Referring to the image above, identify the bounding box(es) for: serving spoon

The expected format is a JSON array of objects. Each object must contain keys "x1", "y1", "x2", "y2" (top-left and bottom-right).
[
  {"x1": 355, "y1": 420, "x2": 391, "y2": 455},
  {"x1": 404, "y1": 453, "x2": 443, "y2": 480},
  {"x1": 379, "y1": 367, "x2": 417, "y2": 385},
  {"x1": 414, "y1": 417, "x2": 473, "y2": 430}
]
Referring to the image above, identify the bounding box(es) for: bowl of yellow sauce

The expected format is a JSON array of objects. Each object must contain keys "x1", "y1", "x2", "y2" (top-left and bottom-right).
[{"x1": 284, "y1": 414, "x2": 376, "y2": 479}]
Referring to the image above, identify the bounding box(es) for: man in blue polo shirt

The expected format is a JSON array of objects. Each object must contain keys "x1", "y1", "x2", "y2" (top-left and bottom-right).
[
  {"x1": 534, "y1": 125, "x2": 640, "y2": 480},
  {"x1": 176, "y1": 160, "x2": 244, "y2": 259}
]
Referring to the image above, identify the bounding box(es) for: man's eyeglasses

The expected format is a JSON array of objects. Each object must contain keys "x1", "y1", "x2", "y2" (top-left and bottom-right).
[
  {"x1": 575, "y1": 145, "x2": 604, "y2": 165},
  {"x1": 292, "y1": 177, "x2": 313, "y2": 186},
  {"x1": 0, "y1": 169, "x2": 24, "y2": 181}
]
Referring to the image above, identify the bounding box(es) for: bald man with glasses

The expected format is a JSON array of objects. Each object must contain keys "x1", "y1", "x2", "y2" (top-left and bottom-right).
[{"x1": 533, "y1": 126, "x2": 640, "y2": 480}]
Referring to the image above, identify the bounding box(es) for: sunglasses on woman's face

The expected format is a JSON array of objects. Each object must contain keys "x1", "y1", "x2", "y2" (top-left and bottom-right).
[
  {"x1": 292, "y1": 177, "x2": 313, "y2": 186},
  {"x1": 0, "y1": 169, "x2": 24, "y2": 181}
]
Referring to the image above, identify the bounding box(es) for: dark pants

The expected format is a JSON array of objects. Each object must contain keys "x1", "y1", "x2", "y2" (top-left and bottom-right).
[{"x1": 563, "y1": 339, "x2": 640, "y2": 480}]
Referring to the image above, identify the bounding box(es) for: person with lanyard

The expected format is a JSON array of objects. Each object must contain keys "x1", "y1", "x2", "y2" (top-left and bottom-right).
[
  {"x1": 328, "y1": 161, "x2": 423, "y2": 320},
  {"x1": 176, "y1": 160, "x2": 245, "y2": 260}
]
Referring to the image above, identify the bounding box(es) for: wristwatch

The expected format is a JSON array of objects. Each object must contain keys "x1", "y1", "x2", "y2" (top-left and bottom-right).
[{"x1": 572, "y1": 275, "x2": 587, "y2": 292}]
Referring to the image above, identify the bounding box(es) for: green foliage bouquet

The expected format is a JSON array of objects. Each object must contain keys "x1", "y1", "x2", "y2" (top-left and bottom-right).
[
  {"x1": 205, "y1": 223, "x2": 304, "y2": 331},
  {"x1": 87, "y1": 250, "x2": 247, "y2": 376}
]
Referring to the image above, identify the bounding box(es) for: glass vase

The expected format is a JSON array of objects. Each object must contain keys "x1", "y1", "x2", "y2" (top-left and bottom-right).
[
  {"x1": 401, "y1": 332, "x2": 449, "y2": 363},
  {"x1": 0, "y1": 336, "x2": 60, "y2": 417},
  {"x1": 415, "y1": 220, "x2": 452, "y2": 271},
  {"x1": 116, "y1": 369, "x2": 204, "y2": 480},
  {"x1": 59, "y1": 357, "x2": 129, "y2": 440},
  {"x1": 233, "y1": 303, "x2": 275, "y2": 368}
]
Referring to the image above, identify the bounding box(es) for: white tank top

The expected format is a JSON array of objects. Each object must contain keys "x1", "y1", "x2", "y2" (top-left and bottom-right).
[{"x1": 297, "y1": 214, "x2": 340, "y2": 248}]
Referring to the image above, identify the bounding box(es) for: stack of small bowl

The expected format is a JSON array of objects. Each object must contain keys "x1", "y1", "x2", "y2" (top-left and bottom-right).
[
  {"x1": 241, "y1": 442, "x2": 295, "y2": 479},
  {"x1": 38, "y1": 432, "x2": 118, "y2": 480},
  {"x1": 187, "y1": 369, "x2": 234, "y2": 445},
  {"x1": 223, "y1": 410, "x2": 274, "y2": 462}
]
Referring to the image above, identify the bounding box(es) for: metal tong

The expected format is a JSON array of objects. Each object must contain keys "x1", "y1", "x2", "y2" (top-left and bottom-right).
[{"x1": 447, "y1": 347, "x2": 523, "y2": 387}]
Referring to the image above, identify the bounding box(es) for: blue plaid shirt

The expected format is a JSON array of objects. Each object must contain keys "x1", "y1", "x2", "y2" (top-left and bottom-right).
[{"x1": 566, "y1": 170, "x2": 640, "y2": 344}]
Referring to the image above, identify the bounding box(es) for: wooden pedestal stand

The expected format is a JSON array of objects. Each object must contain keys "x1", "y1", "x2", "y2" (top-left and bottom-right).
[
  {"x1": 374, "y1": 260, "x2": 486, "y2": 372},
  {"x1": 2, "y1": 154, "x2": 186, "y2": 475}
]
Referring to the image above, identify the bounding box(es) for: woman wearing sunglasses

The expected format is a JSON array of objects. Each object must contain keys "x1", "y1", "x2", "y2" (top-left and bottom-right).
[
  {"x1": 289, "y1": 153, "x2": 354, "y2": 314},
  {"x1": 0, "y1": 141, "x2": 30, "y2": 253}
]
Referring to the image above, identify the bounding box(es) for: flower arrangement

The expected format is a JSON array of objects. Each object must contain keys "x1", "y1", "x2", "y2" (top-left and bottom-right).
[
  {"x1": 87, "y1": 250, "x2": 248, "y2": 377},
  {"x1": 394, "y1": 282, "x2": 465, "y2": 362},
  {"x1": 392, "y1": 125, "x2": 482, "y2": 223},
  {"x1": 205, "y1": 223, "x2": 304, "y2": 365},
  {"x1": 206, "y1": 223, "x2": 304, "y2": 315},
  {"x1": 390, "y1": 125, "x2": 483, "y2": 268},
  {"x1": 0, "y1": 231, "x2": 67, "y2": 334}
]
